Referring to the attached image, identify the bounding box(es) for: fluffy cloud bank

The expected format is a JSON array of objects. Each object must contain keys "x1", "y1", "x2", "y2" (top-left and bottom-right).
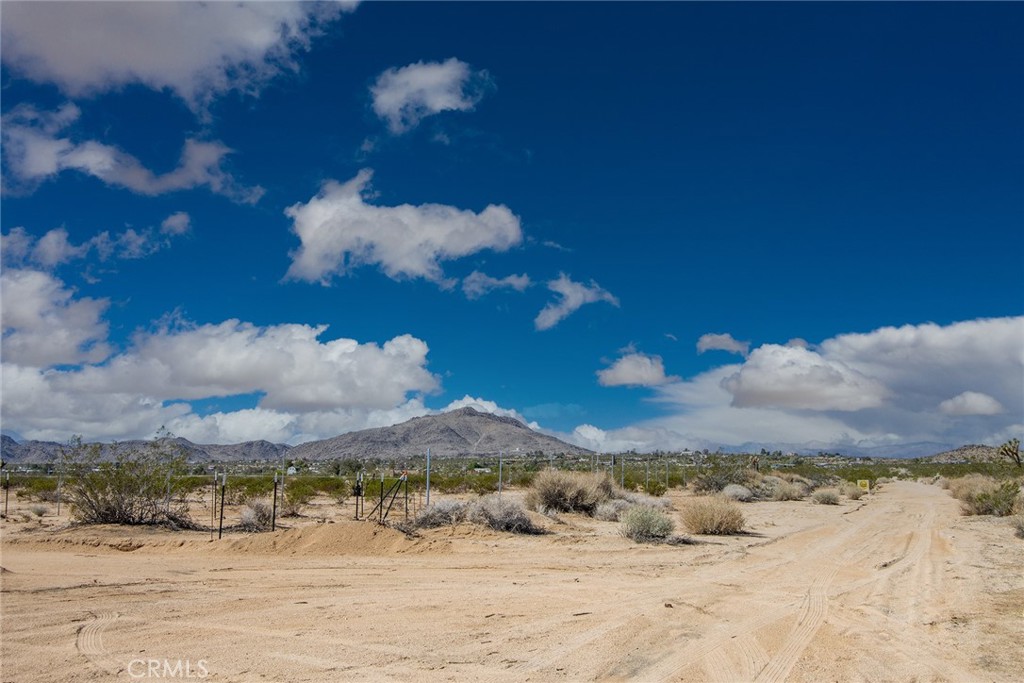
[
  {"x1": 2, "y1": 105, "x2": 262, "y2": 201},
  {"x1": 0, "y1": 2, "x2": 355, "y2": 111},
  {"x1": 535, "y1": 274, "x2": 619, "y2": 331},
  {"x1": 569, "y1": 316, "x2": 1023, "y2": 454},
  {"x1": 371, "y1": 58, "x2": 493, "y2": 134},
  {"x1": 285, "y1": 169, "x2": 522, "y2": 285},
  {"x1": 597, "y1": 351, "x2": 678, "y2": 387},
  {"x1": 1, "y1": 269, "x2": 444, "y2": 444}
]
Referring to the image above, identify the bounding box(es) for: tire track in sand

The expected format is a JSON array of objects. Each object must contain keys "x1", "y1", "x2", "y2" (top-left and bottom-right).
[{"x1": 76, "y1": 611, "x2": 122, "y2": 674}]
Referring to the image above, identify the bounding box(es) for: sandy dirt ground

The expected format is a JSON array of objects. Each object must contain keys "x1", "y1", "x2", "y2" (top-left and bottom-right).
[{"x1": 2, "y1": 480, "x2": 1022, "y2": 682}]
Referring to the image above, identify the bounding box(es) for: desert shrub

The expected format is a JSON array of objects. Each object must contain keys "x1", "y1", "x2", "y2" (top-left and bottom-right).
[
  {"x1": 223, "y1": 477, "x2": 274, "y2": 505},
  {"x1": 467, "y1": 496, "x2": 540, "y2": 534},
  {"x1": 959, "y1": 480, "x2": 1020, "y2": 517},
  {"x1": 681, "y1": 497, "x2": 745, "y2": 535},
  {"x1": 414, "y1": 499, "x2": 468, "y2": 528},
  {"x1": 30, "y1": 504, "x2": 48, "y2": 517},
  {"x1": 61, "y1": 435, "x2": 192, "y2": 526},
  {"x1": 777, "y1": 472, "x2": 815, "y2": 489},
  {"x1": 612, "y1": 487, "x2": 671, "y2": 509},
  {"x1": 841, "y1": 482, "x2": 866, "y2": 500},
  {"x1": 692, "y1": 465, "x2": 750, "y2": 494},
  {"x1": 1011, "y1": 515, "x2": 1024, "y2": 539},
  {"x1": 239, "y1": 501, "x2": 273, "y2": 532},
  {"x1": 946, "y1": 474, "x2": 998, "y2": 501},
  {"x1": 620, "y1": 506, "x2": 675, "y2": 542},
  {"x1": 722, "y1": 484, "x2": 753, "y2": 502},
  {"x1": 771, "y1": 482, "x2": 805, "y2": 501},
  {"x1": 16, "y1": 477, "x2": 59, "y2": 502},
  {"x1": 524, "y1": 470, "x2": 612, "y2": 515},
  {"x1": 280, "y1": 481, "x2": 315, "y2": 517},
  {"x1": 812, "y1": 489, "x2": 840, "y2": 505},
  {"x1": 595, "y1": 499, "x2": 632, "y2": 521}
]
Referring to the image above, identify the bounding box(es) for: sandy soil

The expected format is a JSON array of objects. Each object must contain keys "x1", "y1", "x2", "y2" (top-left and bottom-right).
[{"x1": 1, "y1": 481, "x2": 1022, "y2": 682}]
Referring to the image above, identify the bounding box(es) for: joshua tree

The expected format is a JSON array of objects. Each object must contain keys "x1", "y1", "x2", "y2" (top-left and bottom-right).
[{"x1": 998, "y1": 438, "x2": 1021, "y2": 468}]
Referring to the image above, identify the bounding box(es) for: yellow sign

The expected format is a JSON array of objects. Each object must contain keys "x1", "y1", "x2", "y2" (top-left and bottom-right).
[{"x1": 857, "y1": 479, "x2": 870, "y2": 492}]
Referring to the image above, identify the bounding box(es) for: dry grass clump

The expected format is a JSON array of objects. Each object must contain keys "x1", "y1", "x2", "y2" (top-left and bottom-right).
[
  {"x1": 681, "y1": 496, "x2": 745, "y2": 535},
  {"x1": 620, "y1": 506, "x2": 675, "y2": 543},
  {"x1": 812, "y1": 489, "x2": 840, "y2": 505},
  {"x1": 414, "y1": 499, "x2": 468, "y2": 528},
  {"x1": 721, "y1": 484, "x2": 753, "y2": 502},
  {"x1": 771, "y1": 482, "x2": 805, "y2": 501},
  {"x1": 613, "y1": 487, "x2": 671, "y2": 509},
  {"x1": 1011, "y1": 515, "x2": 1024, "y2": 539},
  {"x1": 946, "y1": 475, "x2": 1022, "y2": 517},
  {"x1": 841, "y1": 482, "x2": 866, "y2": 500},
  {"x1": 29, "y1": 504, "x2": 48, "y2": 517},
  {"x1": 467, "y1": 496, "x2": 541, "y2": 534},
  {"x1": 595, "y1": 499, "x2": 632, "y2": 522},
  {"x1": 525, "y1": 470, "x2": 613, "y2": 515},
  {"x1": 414, "y1": 497, "x2": 540, "y2": 534},
  {"x1": 239, "y1": 501, "x2": 273, "y2": 532},
  {"x1": 946, "y1": 474, "x2": 997, "y2": 501}
]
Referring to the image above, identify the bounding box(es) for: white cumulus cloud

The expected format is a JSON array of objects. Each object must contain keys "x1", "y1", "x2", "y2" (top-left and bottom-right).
[
  {"x1": 697, "y1": 332, "x2": 750, "y2": 356},
  {"x1": 462, "y1": 271, "x2": 531, "y2": 299},
  {"x1": 722, "y1": 344, "x2": 890, "y2": 411},
  {"x1": 371, "y1": 58, "x2": 493, "y2": 134},
  {"x1": 0, "y1": 268, "x2": 111, "y2": 367},
  {"x1": 0, "y1": 2, "x2": 355, "y2": 111},
  {"x1": 2, "y1": 105, "x2": 263, "y2": 201},
  {"x1": 939, "y1": 391, "x2": 1004, "y2": 416},
  {"x1": 285, "y1": 169, "x2": 522, "y2": 285},
  {"x1": 597, "y1": 351, "x2": 678, "y2": 387},
  {"x1": 534, "y1": 273, "x2": 619, "y2": 331}
]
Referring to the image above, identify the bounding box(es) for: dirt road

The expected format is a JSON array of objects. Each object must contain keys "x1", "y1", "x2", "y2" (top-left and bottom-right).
[{"x1": 2, "y1": 481, "x2": 1021, "y2": 682}]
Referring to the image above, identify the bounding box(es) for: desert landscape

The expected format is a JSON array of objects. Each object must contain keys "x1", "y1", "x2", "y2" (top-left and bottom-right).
[{"x1": 2, "y1": 478, "x2": 1022, "y2": 683}]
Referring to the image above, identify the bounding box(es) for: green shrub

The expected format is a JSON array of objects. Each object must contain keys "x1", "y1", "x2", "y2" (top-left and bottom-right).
[
  {"x1": 959, "y1": 480, "x2": 1020, "y2": 517},
  {"x1": 812, "y1": 489, "x2": 840, "y2": 505},
  {"x1": 61, "y1": 436, "x2": 193, "y2": 527},
  {"x1": 16, "y1": 477, "x2": 58, "y2": 502},
  {"x1": 280, "y1": 481, "x2": 315, "y2": 517},
  {"x1": 681, "y1": 497, "x2": 745, "y2": 535},
  {"x1": 620, "y1": 506, "x2": 675, "y2": 543}
]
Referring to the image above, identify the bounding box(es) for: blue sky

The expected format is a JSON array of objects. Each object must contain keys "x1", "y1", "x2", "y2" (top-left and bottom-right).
[{"x1": 2, "y1": 2, "x2": 1021, "y2": 454}]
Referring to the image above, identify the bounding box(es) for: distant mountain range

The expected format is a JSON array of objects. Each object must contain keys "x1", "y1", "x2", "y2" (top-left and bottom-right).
[
  {"x1": 287, "y1": 406, "x2": 592, "y2": 460},
  {"x1": 0, "y1": 407, "x2": 590, "y2": 464},
  {"x1": 0, "y1": 434, "x2": 290, "y2": 465}
]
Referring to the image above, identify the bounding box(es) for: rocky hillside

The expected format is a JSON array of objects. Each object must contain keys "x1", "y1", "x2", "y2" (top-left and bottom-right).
[
  {"x1": 921, "y1": 444, "x2": 1004, "y2": 464},
  {"x1": 288, "y1": 407, "x2": 591, "y2": 460},
  {"x1": 1, "y1": 434, "x2": 290, "y2": 464}
]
